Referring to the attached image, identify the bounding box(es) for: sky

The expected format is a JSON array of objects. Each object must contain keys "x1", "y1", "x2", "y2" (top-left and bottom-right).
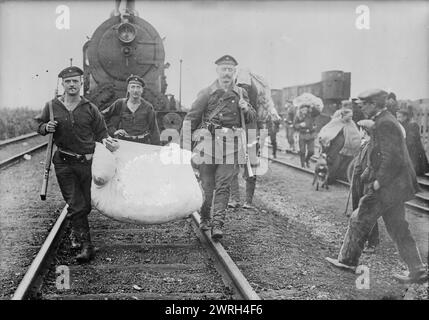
[{"x1": 0, "y1": 0, "x2": 428, "y2": 111}]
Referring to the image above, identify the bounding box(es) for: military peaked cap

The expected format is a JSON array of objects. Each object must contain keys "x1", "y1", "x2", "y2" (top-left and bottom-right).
[
  {"x1": 127, "y1": 74, "x2": 145, "y2": 87},
  {"x1": 357, "y1": 89, "x2": 388, "y2": 101},
  {"x1": 215, "y1": 55, "x2": 238, "y2": 66},
  {"x1": 58, "y1": 66, "x2": 83, "y2": 79}
]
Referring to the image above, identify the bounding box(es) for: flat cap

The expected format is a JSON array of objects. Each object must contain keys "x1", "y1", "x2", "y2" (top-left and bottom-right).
[
  {"x1": 58, "y1": 66, "x2": 83, "y2": 79},
  {"x1": 357, "y1": 89, "x2": 388, "y2": 101},
  {"x1": 215, "y1": 55, "x2": 238, "y2": 66},
  {"x1": 126, "y1": 74, "x2": 145, "y2": 87}
]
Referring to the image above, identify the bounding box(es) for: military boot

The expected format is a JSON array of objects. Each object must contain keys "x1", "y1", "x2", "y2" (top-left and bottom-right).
[
  {"x1": 211, "y1": 210, "x2": 226, "y2": 242},
  {"x1": 74, "y1": 218, "x2": 95, "y2": 264},
  {"x1": 199, "y1": 204, "x2": 212, "y2": 231},
  {"x1": 76, "y1": 235, "x2": 95, "y2": 263},
  {"x1": 243, "y1": 177, "x2": 256, "y2": 209}
]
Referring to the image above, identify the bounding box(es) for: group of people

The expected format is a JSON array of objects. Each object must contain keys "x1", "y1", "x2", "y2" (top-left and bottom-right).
[
  {"x1": 34, "y1": 56, "x2": 427, "y2": 284},
  {"x1": 34, "y1": 67, "x2": 160, "y2": 263},
  {"x1": 270, "y1": 92, "x2": 429, "y2": 185},
  {"x1": 325, "y1": 89, "x2": 427, "y2": 284}
]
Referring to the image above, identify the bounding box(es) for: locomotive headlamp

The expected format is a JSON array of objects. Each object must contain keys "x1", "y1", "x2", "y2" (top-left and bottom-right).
[{"x1": 117, "y1": 22, "x2": 136, "y2": 43}]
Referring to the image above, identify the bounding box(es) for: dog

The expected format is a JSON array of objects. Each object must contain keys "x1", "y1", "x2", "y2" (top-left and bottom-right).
[{"x1": 312, "y1": 153, "x2": 329, "y2": 191}]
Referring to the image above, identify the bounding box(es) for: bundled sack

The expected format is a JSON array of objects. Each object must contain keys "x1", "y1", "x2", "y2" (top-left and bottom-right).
[
  {"x1": 91, "y1": 140, "x2": 203, "y2": 225},
  {"x1": 236, "y1": 68, "x2": 281, "y2": 122},
  {"x1": 293, "y1": 93, "x2": 324, "y2": 113}
]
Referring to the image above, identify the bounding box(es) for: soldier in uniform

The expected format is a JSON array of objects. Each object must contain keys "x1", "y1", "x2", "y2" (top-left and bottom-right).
[
  {"x1": 34, "y1": 66, "x2": 119, "y2": 263},
  {"x1": 294, "y1": 105, "x2": 319, "y2": 168},
  {"x1": 326, "y1": 89, "x2": 427, "y2": 284},
  {"x1": 102, "y1": 75, "x2": 160, "y2": 145},
  {"x1": 266, "y1": 116, "x2": 280, "y2": 159},
  {"x1": 182, "y1": 55, "x2": 257, "y2": 241}
]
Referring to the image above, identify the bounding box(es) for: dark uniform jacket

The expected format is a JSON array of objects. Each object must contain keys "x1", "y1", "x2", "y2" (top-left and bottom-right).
[
  {"x1": 370, "y1": 110, "x2": 419, "y2": 204},
  {"x1": 183, "y1": 80, "x2": 257, "y2": 161},
  {"x1": 102, "y1": 98, "x2": 160, "y2": 145},
  {"x1": 34, "y1": 96, "x2": 108, "y2": 155},
  {"x1": 293, "y1": 112, "x2": 318, "y2": 140}
]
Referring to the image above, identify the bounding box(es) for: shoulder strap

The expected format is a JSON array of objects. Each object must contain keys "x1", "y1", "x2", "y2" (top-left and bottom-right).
[
  {"x1": 48, "y1": 101, "x2": 54, "y2": 122},
  {"x1": 206, "y1": 100, "x2": 227, "y2": 123}
]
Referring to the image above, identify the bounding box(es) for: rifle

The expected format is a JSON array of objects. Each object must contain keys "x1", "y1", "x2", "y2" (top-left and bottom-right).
[
  {"x1": 40, "y1": 85, "x2": 57, "y2": 200},
  {"x1": 239, "y1": 89, "x2": 254, "y2": 177}
]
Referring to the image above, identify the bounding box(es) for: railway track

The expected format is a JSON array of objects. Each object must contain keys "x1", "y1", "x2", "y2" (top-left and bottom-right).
[
  {"x1": 0, "y1": 132, "x2": 48, "y2": 169},
  {"x1": 12, "y1": 205, "x2": 260, "y2": 300}
]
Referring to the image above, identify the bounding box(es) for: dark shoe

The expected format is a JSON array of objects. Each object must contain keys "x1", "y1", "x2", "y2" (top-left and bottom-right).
[
  {"x1": 211, "y1": 227, "x2": 223, "y2": 242},
  {"x1": 200, "y1": 219, "x2": 211, "y2": 231},
  {"x1": 76, "y1": 246, "x2": 95, "y2": 264},
  {"x1": 393, "y1": 270, "x2": 428, "y2": 284},
  {"x1": 242, "y1": 202, "x2": 255, "y2": 209},
  {"x1": 325, "y1": 257, "x2": 357, "y2": 272},
  {"x1": 228, "y1": 201, "x2": 240, "y2": 209},
  {"x1": 363, "y1": 245, "x2": 376, "y2": 254}
]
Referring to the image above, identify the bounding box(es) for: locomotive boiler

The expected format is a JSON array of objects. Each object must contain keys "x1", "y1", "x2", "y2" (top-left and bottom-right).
[{"x1": 83, "y1": 0, "x2": 185, "y2": 132}]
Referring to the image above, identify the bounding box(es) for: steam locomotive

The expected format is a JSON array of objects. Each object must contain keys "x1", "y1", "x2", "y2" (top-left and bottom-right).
[{"x1": 82, "y1": 0, "x2": 185, "y2": 132}]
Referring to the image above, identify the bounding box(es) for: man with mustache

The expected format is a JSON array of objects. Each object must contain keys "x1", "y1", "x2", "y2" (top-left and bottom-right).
[
  {"x1": 102, "y1": 75, "x2": 160, "y2": 145},
  {"x1": 183, "y1": 55, "x2": 257, "y2": 241},
  {"x1": 34, "y1": 66, "x2": 119, "y2": 263},
  {"x1": 326, "y1": 89, "x2": 427, "y2": 284}
]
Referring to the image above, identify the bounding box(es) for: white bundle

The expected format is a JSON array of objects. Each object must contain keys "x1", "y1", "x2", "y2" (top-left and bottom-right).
[
  {"x1": 237, "y1": 68, "x2": 281, "y2": 121},
  {"x1": 91, "y1": 141, "x2": 203, "y2": 225},
  {"x1": 292, "y1": 92, "x2": 324, "y2": 112}
]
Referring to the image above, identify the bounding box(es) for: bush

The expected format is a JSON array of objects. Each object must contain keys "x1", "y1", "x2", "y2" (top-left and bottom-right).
[{"x1": 0, "y1": 107, "x2": 40, "y2": 140}]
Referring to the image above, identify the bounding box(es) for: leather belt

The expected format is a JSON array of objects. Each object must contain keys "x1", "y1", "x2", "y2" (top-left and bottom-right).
[
  {"x1": 58, "y1": 148, "x2": 93, "y2": 161},
  {"x1": 127, "y1": 132, "x2": 149, "y2": 140}
]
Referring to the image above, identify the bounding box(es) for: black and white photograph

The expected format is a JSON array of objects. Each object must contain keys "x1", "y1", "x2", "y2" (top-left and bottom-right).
[{"x1": 0, "y1": 0, "x2": 428, "y2": 304}]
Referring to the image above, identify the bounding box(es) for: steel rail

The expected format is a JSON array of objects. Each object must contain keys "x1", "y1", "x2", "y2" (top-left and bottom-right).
[
  {"x1": 190, "y1": 211, "x2": 261, "y2": 300},
  {"x1": 0, "y1": 142, "x2": 48, "y2": 169},
  {"x1": 12, "y1": 205, "x2": 69, "y2": 300},
  {"x1": 0, "y1": 132, "x2": 39, "y2": 147}
]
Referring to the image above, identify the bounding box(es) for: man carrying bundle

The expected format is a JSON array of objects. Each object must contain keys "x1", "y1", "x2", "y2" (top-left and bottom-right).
[{"x1": 34, "y1": 66, "x2": 119, "y2": 263}]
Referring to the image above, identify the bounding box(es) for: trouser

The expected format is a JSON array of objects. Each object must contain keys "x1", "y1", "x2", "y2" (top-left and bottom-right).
[
  {"x1": 338, "y1": 188, "x2": 424, "y2": 273},
  {"x1": 351, "y1": 180, "x2": 380, "y2": 247},
  {"x1": 328, "y1": 154, "x2": 353, "y2": 184},
  {"x1": 199, "y1": 163, "x2": 236, "y2": 229},
  {"x1": 285, "y1": 125, "x2": 295, "y2": 150},
  {"x1": 298, "y1": 136, "x2": 315, "y2": 166},
  {"x1": 230, "y1": 164, "x2": 257, "y2": 204},
  {"x1": 53, "y1": 151, "x2": 93, "y2": 248},
  {"x1": 269, "y1": 130, "x2": 277, "y2": 157}
]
